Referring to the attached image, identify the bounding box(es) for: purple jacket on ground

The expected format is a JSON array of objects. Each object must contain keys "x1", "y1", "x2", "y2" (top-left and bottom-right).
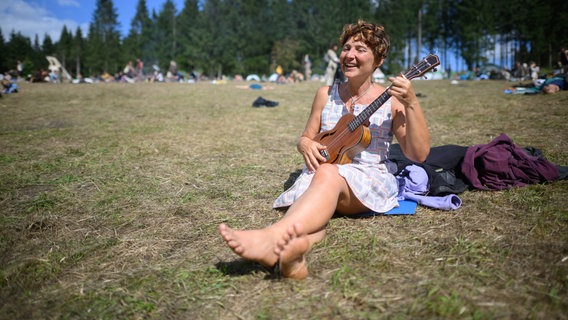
[{"x1": 461, "y1": 133, "x2": 559, "y2": 190}]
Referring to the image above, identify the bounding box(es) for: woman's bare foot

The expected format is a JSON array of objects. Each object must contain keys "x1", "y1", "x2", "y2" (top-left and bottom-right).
[
  {"x1": 278, "y1": 223, "x2": 309, "y2": 280},
  {"x1": 218, "y1": 223, "x2": 285, "y2": 267}
]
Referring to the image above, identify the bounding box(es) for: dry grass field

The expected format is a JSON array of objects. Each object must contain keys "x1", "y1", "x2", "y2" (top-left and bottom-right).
[{"x1": 0, "y1": 79, "x2": 567, "y2": 319}]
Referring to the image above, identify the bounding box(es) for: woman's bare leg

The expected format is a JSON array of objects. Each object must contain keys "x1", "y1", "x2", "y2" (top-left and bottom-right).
[
  {"x1": 219, "y1": 164, "x2": 368, "y2": 270},
  {"x1": 278, "y1": 222, "x2": 309, "y2": 279}
]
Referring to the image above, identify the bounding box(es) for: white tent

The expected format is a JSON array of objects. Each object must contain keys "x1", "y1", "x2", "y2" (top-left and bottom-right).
[
  {"x1": 246, "y1": 74, "x2": 260, "y2": 81},
  {"x1": 46, "y1": 56, "x2": 73, "y2": 82},
  {"x1": 418, "y1": 66, "x2": 446, "y2": 80},
  {"x1": 373, "y1": 68, "x2": 385, "y2": 83}
]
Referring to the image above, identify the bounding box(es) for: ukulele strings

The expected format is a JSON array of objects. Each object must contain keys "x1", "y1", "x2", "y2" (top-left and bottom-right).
[
  {"x1": 323, "y1": 86, "x2": 392, "y2": 152},
  {"x1": 322, "y1": 64, "x2": 422, "y2": 154}
]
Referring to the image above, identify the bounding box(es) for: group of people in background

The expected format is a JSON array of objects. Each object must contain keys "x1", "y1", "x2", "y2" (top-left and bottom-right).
[
  {"x1": 499, "y1": 47, "x2": 568, "y2": 95},
  {"x1": 8, "y1": 58, "x2": 198, "y2": 85},
  {"x1": 499, "y1": 61, "x2": 541, "y2": 82},
  {"x1": 4, "y1": 46, "x2": 568, "y2": 96},
  {"x1": 0, "y1": 73, "x2": 19, "y2": 96},
  {"x1": 544, "y1": 47, "x2": 568, "y2": 94},
  {"x1": 524, "y1": 47, "x2": 566, "y2": 94},
  {"x1": 101, "y1": 59, "x2": 193, "y2": 84}
]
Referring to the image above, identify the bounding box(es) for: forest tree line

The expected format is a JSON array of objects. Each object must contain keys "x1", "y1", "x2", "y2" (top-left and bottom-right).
[{"x1": 1, "y1": 0, "x2": 567, "y2": 79}]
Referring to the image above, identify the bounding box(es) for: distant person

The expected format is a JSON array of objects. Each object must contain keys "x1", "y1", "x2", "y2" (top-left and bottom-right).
[
  {"x1": 501, "y1": 66, "x2": 511, "y2": 81},
  {"x1": 287, "y1": 70, "x2": 304, "y2": 83},
  {"x1": 167, "y1": 61, "x2": 181, "y2": 82},
  {"x1": 136, "y1": 58, "x2": 144, "y2": 81},
  {"x1": 558, "y1": 47, "x2": 568, "y2": 74},
  {"x1": 49, "y1": 69, "x2": 59, "y2": 83},
  {"x1": 16, "y1": 60, "x2": 23, "y2": 79},
  {"x1": 101, "y1": 70, "x2": 114, "y2": 82},
  {"x1": 274, "y1": 65, "x2": 286, "y2": 83},
  {"x1": 529, "y1": 61, "x2": 539, "y2": 82},
  {"x1": 30, "y1": 68, "x2": 48, "y2": 83},
  {"x1": 125, "y1": 61, "x2": 134, "y2": 77},
  {"x1": 1, "y1": 75, "x2": 19, "y2": 93},
  {"x1": 303, "y1": 54, "x2": 312, "y2": 81},
  {"x1": 512, "y1": 61, "x2": 522, "y2": 79},
  {"x1": 521, "y1": 63, "x2": 529, "y2": 80},
  {"x1": 324, "y1": 43, "x2": 340, "y2": 86},
  {"x1": 150, "y1": 65, "x2": 164, "y2": 82},
  {"x1": 541, "y1": 75, "x2": 566, "y2": 94},
  {"x1": 122, "y1": 61, "x2": 135, "y2": 82}
]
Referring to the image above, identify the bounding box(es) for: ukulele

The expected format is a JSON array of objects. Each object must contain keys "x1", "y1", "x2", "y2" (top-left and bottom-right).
[{"x1": 314, "y1": 54, "x2": 440, "y2": 164}]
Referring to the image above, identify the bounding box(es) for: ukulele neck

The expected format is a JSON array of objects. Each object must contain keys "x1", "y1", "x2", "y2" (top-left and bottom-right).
[
  {"x1": 346, "y1": 53, "x2": 440, "y2": 132},
  {"x1": 348, "y1": 88, "x2": 391, "y2": 132}
]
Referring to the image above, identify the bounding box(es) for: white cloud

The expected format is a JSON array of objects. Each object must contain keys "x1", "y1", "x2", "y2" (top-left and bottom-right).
[
  {"x1": 58, "y1": 0, "x2": 80, "y2": 7},
  {"x1": 0, "y1": 0, "x2": 87, "y2": 42}
]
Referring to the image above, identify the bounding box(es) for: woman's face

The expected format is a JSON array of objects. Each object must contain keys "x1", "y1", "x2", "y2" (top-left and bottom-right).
[{"x1": 340, "y1": 37, "x2": 377, "y2": 79}]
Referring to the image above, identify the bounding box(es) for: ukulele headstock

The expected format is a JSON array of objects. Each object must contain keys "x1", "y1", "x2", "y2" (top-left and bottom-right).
[{"x1": 404, "y1": 54, "x2": 440, "y2": 81}]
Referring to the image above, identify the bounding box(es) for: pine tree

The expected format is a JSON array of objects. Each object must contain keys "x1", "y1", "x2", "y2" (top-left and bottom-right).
[
  {"x1": 72, "y1": 27, "x2": 85, "y2": 77},
  {"x1": 123, "y1": 0, "x2": 154, "y2": 67},
  {"x1": 0, "y1": 27, "x2": 6, "y2": 72},
  {"x1": 176, "y1": 0, "x2": 204, "y2": 74},
  {"x1": 57, "y1": 25, "x2": 73, "y2": 73},
  {"x1": 200, "y1": 0, "x2": 225, "y2": 77},
  {"x1": 42, "y1": 34, "x2": 55, "y2": 57},
  {"x1": 86, "y1": 0, "x2": 122, "y2": 74},
  {"x1": 155, "y1": 0, "x2": 178, "y2": 70}
]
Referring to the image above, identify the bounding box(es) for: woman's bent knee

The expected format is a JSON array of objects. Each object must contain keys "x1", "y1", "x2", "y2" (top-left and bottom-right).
[{"x1": 313, "y1": 164, "x2": 340, "y2": 181}]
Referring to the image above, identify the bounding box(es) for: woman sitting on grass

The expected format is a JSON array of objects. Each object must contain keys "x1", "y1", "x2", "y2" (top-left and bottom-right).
[{"x1": 219, "y1": 20, "x2": 430, "y2": 279}]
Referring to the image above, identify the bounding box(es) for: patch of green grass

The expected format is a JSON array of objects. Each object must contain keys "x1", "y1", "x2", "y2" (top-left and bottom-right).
[
  {"x1": 422, "y1": 289, "x2": 494, "y2": 319},
  {"x1": 52, "y1": 173, "x2": 80, "y2": 184},
  {"x1": 25, "y1": 192, "x2": 56, "y2": 213},
  {"x1": 0, "y1": 154, "x2": 14, "y2": 165}
]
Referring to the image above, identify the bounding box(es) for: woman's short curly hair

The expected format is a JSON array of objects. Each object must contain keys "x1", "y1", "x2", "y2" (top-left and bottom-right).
[{"x1": 339, "y1": 20, "x2": 390, "y2": 64}]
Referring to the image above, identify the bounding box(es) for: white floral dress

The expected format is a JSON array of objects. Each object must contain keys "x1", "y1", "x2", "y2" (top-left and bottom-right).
[{"x1": 273, "y1": 83, "x2": 399, "y2": 213}]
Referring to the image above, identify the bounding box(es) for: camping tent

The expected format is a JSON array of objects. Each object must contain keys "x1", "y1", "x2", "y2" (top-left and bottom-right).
[
  {"x1": 373, "y1": 68, "x2": 385, "y2": 83},
  {"x1": 46, "y1": 56, "x2": 73, "y2": 82},
  {"x1": 418, "y1": 66, "x2": 446, "y2": 80}
]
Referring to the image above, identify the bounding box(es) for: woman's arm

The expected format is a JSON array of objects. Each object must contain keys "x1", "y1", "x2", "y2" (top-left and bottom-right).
[
  {"x1": 297, "y1": 86, "x2": 331, "y2": 172},
  {"x1": 389, "y1": 75, "x2": 430, "y2": 163}
]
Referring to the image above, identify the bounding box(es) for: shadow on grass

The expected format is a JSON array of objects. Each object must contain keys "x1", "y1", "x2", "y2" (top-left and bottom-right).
[
  {"x1": 283, "y1": 169, "x2": 303, "y2": 190},
  {"x1": 215, "y1": 259, "x2": 280, "y2": 280}
]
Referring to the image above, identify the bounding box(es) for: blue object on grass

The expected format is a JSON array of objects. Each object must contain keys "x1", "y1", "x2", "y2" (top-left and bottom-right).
[
  {"x1": 384, "y1": 200, "x2": 418, "y2": 214},
  {"x1": 351, "y1": 200, "x2": 418, "y2": 218}
]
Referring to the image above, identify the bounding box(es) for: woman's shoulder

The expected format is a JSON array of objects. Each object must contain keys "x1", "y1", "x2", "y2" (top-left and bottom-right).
[
  {"x1": 311, "y1": 85, "x2": 335, "y2": 111},
  {"x1": 316, "y1": 85, "x2": 334, "y2": 97}
]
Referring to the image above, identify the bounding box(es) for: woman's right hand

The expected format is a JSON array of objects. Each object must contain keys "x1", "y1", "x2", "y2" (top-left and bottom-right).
[{"x1": 297, "y1": 136, "x2": 328, "y2": 172}]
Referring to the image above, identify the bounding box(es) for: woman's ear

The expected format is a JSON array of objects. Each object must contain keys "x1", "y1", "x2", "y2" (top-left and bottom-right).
[{"x1": 375, "y1": 58, "x2": 385, "y2": 68}]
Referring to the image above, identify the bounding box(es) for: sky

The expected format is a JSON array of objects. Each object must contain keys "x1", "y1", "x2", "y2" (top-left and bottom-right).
[{"x1": 1, "y1": 0, "x2": 186, "y2": 42}]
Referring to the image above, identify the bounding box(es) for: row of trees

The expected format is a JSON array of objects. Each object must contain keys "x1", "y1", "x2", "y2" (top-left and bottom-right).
[{"x1": 1, "y1": 0, "x2": 567, "y2": 80}]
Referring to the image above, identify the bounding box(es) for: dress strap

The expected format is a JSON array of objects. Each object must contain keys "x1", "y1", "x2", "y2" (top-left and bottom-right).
[{"x1": 329, "y1": 83, "x2": 343, "y2": 105}]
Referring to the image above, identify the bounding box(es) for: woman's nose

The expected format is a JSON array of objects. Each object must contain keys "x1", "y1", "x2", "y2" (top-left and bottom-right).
[{"x1": 343, "y1": 48, "x2": 355, "y2": 59}]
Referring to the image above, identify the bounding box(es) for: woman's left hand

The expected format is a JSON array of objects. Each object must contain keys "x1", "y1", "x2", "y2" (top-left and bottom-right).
[
  {"x1": 388, "y1": 74, "x2": 430, "y2": 163},
  {"x1": 387, "y1": 75, "x2": 418, "y2": 107}
]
